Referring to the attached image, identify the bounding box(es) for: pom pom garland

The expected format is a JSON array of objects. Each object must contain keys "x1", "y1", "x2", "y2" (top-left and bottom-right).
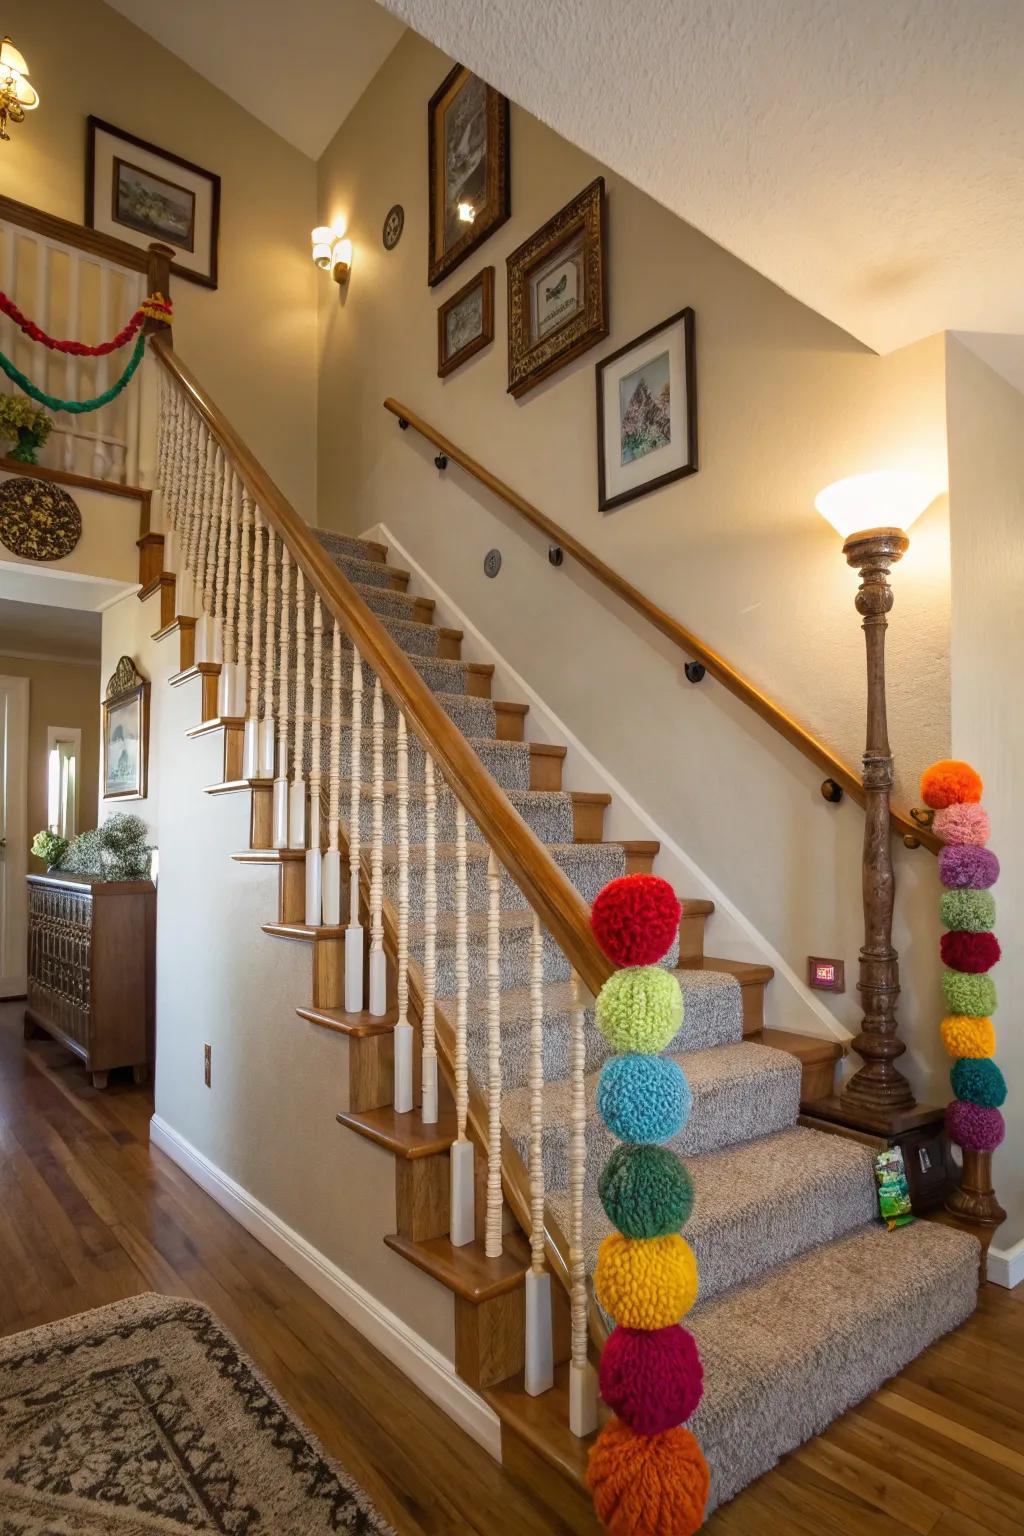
[
  {"x1": 933, "y1": 803, "x2": 990, "y2": 846},
  {"x1": 591, "y1": 874, "x2": 682, "y2": 967},
  {"x1": 946, "y1": 1099, "x2": 1005, "y2": 1153},
  {"x1": 598, "y1": 1326, "x2": 704, "y2": 1436},
  {"x1": 596, "y1": 967, "x2": 684, "y2": 1054},
  {"x1": 938, "y1": 844, "x2": 1000, "y2": 890},
  {"x1": 597, "y1": 1054, "x2": 691, "y2": 1145},
  {"x1": 920, "y1": 760, "x2": 983, "y2": 809},
  {"x1": 939, "y1": 888, "x2": 996, "y2": 933},
  {"x1": 942, "y1": 969, "x2": 996, "y2": 1018},
  {"x1": 598, "y1": 1144, "x2": 695, "y2": 1239},
  {"x1": 588, "y1": 1420, "x2": 710, "y2": 1536},
  {"x1": 940, "y1": 1015, "x2": 995, "y2": 1059},
  {"x1": 939, "y1": 931, "x2": 1001, "y2": 974},
  {"x1": 595, "y1": 1232, "x2": 699, "y2": 1330},
  {"x1": 950, "y1": 1057, "x2": 1007, "y2": 1108}
]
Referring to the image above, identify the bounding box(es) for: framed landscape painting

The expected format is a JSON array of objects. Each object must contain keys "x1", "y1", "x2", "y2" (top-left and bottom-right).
[
  {"x1": 438, "y1": 267, "x2": 494, "y2": 376},
  {"x1": 86, "y1": 117, "x2": 220, "y2": 289},
  {"x1": 102, "y1": 656, "x2": 149, "y2": 802},
  {"x1": 596, "y1": 308, "x2": 697, "y2": 511},
  {"x1": 428, "y1": 65, "x2": 510, "y2": 287}
]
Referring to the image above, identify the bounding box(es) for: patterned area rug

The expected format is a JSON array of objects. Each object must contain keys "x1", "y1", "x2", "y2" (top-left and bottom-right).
[{"x1": 0, "y1": 1293, "x2": 395, "y2": 1534}]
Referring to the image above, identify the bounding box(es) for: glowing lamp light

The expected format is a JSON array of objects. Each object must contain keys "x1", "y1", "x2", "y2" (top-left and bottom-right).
[
  {"x1": 814, "y1": 470, "x2": 944, "y2": 542},
  {"x1": 457, "y1": 201, "x2": 476, "y2": 224},
  {"x1": 331, "y1": 236, "x2": 352, "y2": 285},
  {"x1": 0, "y1": 35, "x2": 40, "y2": 142},
  {"x1": 312, "y1": 219, "x2": 352, "y2": 284}
]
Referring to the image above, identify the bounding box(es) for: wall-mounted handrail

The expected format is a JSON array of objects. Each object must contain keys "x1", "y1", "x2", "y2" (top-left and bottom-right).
[{"x1": 383, "y1": 397, "x2": 939, "y2": 855}]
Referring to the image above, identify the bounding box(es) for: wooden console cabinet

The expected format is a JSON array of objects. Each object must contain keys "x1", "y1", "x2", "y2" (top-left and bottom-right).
[{"x1": 25, "y1": 873, "x2": 155, "y2": 1088}]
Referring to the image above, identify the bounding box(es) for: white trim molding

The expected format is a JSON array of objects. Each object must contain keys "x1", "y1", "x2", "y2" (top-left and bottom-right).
[
  {"x1": 149, "y1": 1114, "x2": 503, "y2": 1455},
  {"x1": 988, "y1": 1236, "x2": 1024, "y2": 1290}
]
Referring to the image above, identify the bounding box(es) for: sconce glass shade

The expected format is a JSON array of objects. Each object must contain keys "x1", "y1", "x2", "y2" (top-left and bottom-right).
[
  {"x1": 814, "y1": 470, "x2": 944, "y2": 541},
  {"x1": 0, "y1": 36, "x2": 39, "y2": 108},
  {"x1": 311, "y1": 225, "x2": 333, "y2": 245},
  {"x1": 312, "y1": 240, "x2": 332, "y2": 269},
  {"x1": 331, "y1": 237, "x2": 352, "y2": 270}
]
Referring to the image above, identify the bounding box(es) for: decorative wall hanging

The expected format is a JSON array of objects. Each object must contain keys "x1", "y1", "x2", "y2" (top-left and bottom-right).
[
  {"x1": 86, "y1": 117, "x2": 220, "y2": 289},
  {"x1": 428, "y1": 65, "x2": 509, "y2": 287},
  {"x1": 382, "y1": 203, "x2": 404, "y2": 250},
  {"x1": 506, "y1": 177, "x2": 608, "y2": 399},
  {"x1": 0, "y1": 475, "x2": 81, "y2": 560},
  {"x1": 437, "y1": 266, "x2": 494, "y2": 377},
  {"x1": 596, "y1": 308, "x2": 698, "y2": 511},
  {"x1": 102, "y1": 656, "x2": 150, "y2": 802}
]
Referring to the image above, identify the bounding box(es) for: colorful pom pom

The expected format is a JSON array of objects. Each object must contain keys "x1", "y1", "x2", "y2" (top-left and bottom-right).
[
  {"x1": 940, "y1": 1015, "x2": 995, "y2": 1059},
  {"x1": 591, "y1": 874, "x2": 682, "y2": 968},
  {"x1": 938, "y1": 844, "x2": 1000, "y2": 890},
  {"x1": 597, "y1": 1055, "x2": 691, "y2": 1145},
  {"x1": 599, "y1": 1144, "x2": 694, "y2": 1239},
  {"x1": 940, "y1": 888, "x2": 996, "y2": 933},
  {"x1": 942, "y1": 969, "x2": 996, "y2": 1018},
  {"x1": 595, "y1": 1232, "x2": 699, "y2": 1329},
  {"x1": 920, "y1": 760, "x2": 983, "y2": 810},
  {"x1": 596, "y1": 967, "x2": 684, "y2": 1054},
  {"x1": 933, "y1": 803, "x2": 990, "y2": 847},
  {"x1": 599, "y1": 1325, "x2": 704, "y2": 1436},
  {"x1": 946, "y1": 1099, "x2": 1005, "y2": 1153},
  {"x1": 939, "y1": 930, "x2": 1001, "y2": 973},
  {"x1": 950, "y1": 1056, "x2": 1007, "y2": 1108},
  {"x1": 588, "y1": 1420, "x2": 709, "y2": 1536}
]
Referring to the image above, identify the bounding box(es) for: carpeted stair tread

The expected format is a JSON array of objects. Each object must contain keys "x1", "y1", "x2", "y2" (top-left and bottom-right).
[
  {"x1": 352, "y1": 582, "x2": 432, "y2": 623},
  {"x1": 299, "y1": 722, "x2": 533, "y2": 790},
  {"x1": 350, "y1": 783, "x2": 575, "y2": 845},
  {"x1": 689, "y1": 1220, "x2": 979, "y2": 1512},
  {"x1": 311, "y1": 527, "x2": 387, "y2": 564}
]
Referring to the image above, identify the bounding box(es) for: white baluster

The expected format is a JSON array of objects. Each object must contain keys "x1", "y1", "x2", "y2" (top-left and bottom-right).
[
  {"x1": 259, "y1": 527, "x2": 277, "y2": 780},
  {"x1": 420, "y1": 755, "x2": 438, "y2": 1124},
  {"x1": 153, "y1": 372, "x2": 171, "y2": 552},
  {"x1": 485, "y1": 848, "x2": 504, "y2": 1258},
  {"x1": 243, "y1": 504, "x2": 262, "y2": 779},
  {"x1": 289, "y1": 568, "x2": 307, "y2": 850},
  {"x1": 217, "y1": 469, "x2": 240, "y2": 717},
  {"x1": 305, "y1": 594, "x2": 323, "y2": 924},
  {"x1": 450, "y1": 800, "x2": 475, "y2": 1247},
  {"x1": 568, "y1": 970, "x2": 598, "y2": 1438},
  {"x1": 232, "y1": 483, "x2": 250, "y2": 720},
  {"x1": 368, "y1": 676, "x2": 387, "y2": 1017},
  {"x1": 525, "y1": 910, "x2": 553, "y2": 1395},
  {"x1": 210, "y1": 448, "x2": 229, "y2": 665},
  {"x1": 322, "y1": 621, "x2": 343, "y2": 930},
  {"x1": 63, "y1": 255, "x2": 80, "y2": 471},
  {"x1": 193, "y1": 429, "x2": 217, "y2": 659},
  {"x1": 272, "y1": 545, "x2": 291, "y2": 848},
  {"x1": 393, "y1": 712, "x2": 413, "y2": 1112},
  {"x1": 179, "y1": 408, "x2": 201, "y2": 617},
  {"x1": 92, "y1": 264, "x2": 112, "y2": 479},
  {"x1": 342, "y1": 641, "x2": 364, "y2": 1007}
]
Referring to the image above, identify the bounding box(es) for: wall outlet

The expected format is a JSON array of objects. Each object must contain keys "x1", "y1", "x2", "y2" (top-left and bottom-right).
[{"x1": 204, "y1": 1044, "x2": 212, "y2": 1087}]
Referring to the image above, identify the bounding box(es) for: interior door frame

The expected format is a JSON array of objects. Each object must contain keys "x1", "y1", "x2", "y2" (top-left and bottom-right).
[{"x1": 0, "y1": 674, "x2": 29, "y2": 998}]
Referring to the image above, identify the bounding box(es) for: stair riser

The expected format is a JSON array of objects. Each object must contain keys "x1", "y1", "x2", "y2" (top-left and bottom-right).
[
  {"x1": 285, "y1": 614, "x2": 445, "y2": 659},
  {"x1": 311, "y1": 530, "x2": 386, "y2": 565},
  {"x1": 357, "y1": 790, "x2": 575, "y2": 848},
  {"x1": 394, "y1": 845, "x2": 627, "y2": 917},
  {"x1": 353, "y1": 584, "x2": 432, "y2": 624},
  {"x1": 290, "y1": 729, "x2": 534, "y2": 792}
]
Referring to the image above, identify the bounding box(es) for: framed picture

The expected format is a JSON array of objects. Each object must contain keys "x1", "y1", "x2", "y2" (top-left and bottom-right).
[
  {"x1": 86, "y1": 117, "x2": 221, "y2": 289},
  {"x1": 507, "y1": 177, "x2": 608, "y2": 399},
  {"x1": 428, "y1": 65, "x2": 509, "y2": 287},
  {"x1": 596, "y1": 308, "x2": 697, "y2": 511},
  {"x1": 438, "y1": 267, "x2": 494, "y2": 377},
  {"x1": 102, "y1": 656, "x2": 150, "y2": 802}
]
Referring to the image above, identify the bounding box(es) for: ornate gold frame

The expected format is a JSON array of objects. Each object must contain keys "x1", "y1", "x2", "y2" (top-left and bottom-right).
[{"x1": 102, "y1": 655, "x2": 150, "y2": 802}]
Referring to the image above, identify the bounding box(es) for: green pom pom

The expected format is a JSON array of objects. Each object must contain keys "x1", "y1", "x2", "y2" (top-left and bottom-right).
[
  {"x1": 940, "y1": 888, "x2": 995, "y2": 933},
  {"x1": 942, "y1": 969, "x2": 996, "y2": 1018},
  {"x1": 951, "y1": 1057, "x2": 1006, "y2": 1108},
  {"x1": 598, "y1": 1144, "x2": 694, "y2": 1238},
  {"x1": 595, "y1": 967, "x2": 683, "y2": 1054}
]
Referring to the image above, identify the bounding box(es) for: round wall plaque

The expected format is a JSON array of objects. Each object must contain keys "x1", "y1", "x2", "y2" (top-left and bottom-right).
[
  {"x1": 484, "y1": 548, "x2": 502, "y2": 578},
  {"x1": 0, "y1": 476, "x2": 82, "y2": 561},
  {"x1": 382, "y1": 204, "x2": 405, "y2": 251}
]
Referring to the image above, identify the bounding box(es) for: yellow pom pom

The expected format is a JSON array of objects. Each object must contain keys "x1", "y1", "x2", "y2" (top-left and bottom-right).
[
  {"x1": 940, "y1": 1015, "x2": 995, "y2": 1059},
  {"x1": 594, "y1": 1232, "x2": 698, "y2": 1330}
]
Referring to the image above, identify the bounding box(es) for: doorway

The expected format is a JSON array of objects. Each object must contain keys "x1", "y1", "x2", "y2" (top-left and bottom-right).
[{"x1": 0, "y1": 675, "x2": 29, "y2": 997}]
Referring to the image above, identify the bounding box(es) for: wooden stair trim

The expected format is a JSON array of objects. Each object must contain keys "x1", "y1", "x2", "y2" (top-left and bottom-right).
[
  {"x1": 233, "y1": 847, "x2": 304, "y2": 864},
  {"x1": 681, "y1": 954, "x2": 774, "y2": 985},
  {"x1": 185, "y1": 716, "x2": 244, "y2": 739},
  {"x1": 138, "y1": 572, "x2": 175, "y2": 603},
  {"x1": 297, "y1": 1004, "x2": 396, "y2": 1038},
  {"x1": 261, "y1": 921, "x2": 345, "y2": 941},
  {"x1": 484, "y1": 1363, "x2": 600, "y2": 1487},
  {"x1": 153, "y1": 615, "x2": 196, "y2": 642},
  {"x1": 337, "y1": 1104, "x2": 457, "y2": 1159},
  {"x1": 756, "y1": 1028, "x2": 845, "y2": 1065},
  {"x1": 205, "y1": 778, "x2": 261, "y2": 796},
  {"x1": 169, "y1": 661, "x2": 220, "y2": 688},
  {"x1": 383, "y1": 1232, "x2": 529, "y2": 1302},
  {"x1": 0, "y1": 450, "x2": 151, "y2": 504}
]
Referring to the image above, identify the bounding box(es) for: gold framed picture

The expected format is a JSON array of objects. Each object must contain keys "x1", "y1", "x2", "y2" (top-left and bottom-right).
[
  {"x1": 437, "y1": 267, "x2": 495, "y2": 377},
  {"x1": 102, "y1": 656, "x2": 150, "y2": 802},
  {"x1": 506, "y1": 177, "x2": 608, "y2": 399},
  {"x1": 428, "y1": 65, "x2": 510, "y2": 288}
]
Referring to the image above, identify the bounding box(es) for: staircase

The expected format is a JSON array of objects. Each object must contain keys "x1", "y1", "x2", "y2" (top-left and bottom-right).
[{"x1": 136, "y1": 332, "x2": 980, "y2": 1528}]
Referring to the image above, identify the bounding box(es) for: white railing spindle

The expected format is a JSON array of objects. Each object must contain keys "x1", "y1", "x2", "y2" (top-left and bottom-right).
[
  {"x1": 193, "y1": 429, "x2": 216, "y2": 657},
  {"x1": 568, "y1": 970, "x2": 598, "y2": 1437},
  {"x1": 393, "y1": 711, "x2": 413, "y2": 1112},
  {"x1": 368, "y1": 676, "x2": 387, "y2": 1016},
  {"x1": 449, "y1": 800, "x2": 475, "y2": 1246},
  {"x1": 243, "y1": 504, "x2": 262, "y2": 779},
  {"x1": 343, "y1": 642, "x2": 364, "y2": 1006},
  {"x1": 525, "y1": 910, "x2": 553, "y2": 1395},
  {"x1": 289, "y1": 569, "x2": 307, "y2": 849},
  {"x1": 322, "y1": 621, "x2": 343, "y2": 929},
  {"x1": 305, "y1": 593, "x2": 323, "y2": 923},
  {"x1": 485, "y1": 847, "x2": 504, "y2": 1258},
  {"x1": 420, "y1": 755, "x2": 438, "y2": 1124},
  {"x1": 259, "y1": 526, "x2": 277, "y2": 780},
  {"x1": 234, "y1": 485, "x2": 251, "y2": 721},
  {"x1": 211, "y1": 448, "x2": 229, "y2": 664},
  {"x1": 217, "y1": 469, "x2": 240, "y2": 717},
  {"x1": 272, "y1": 545, "x2": 291, "y2": 848}
]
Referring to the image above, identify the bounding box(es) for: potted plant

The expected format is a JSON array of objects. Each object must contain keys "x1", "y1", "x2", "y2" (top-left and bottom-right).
[
  {"x1": 0, "y1": 395, "x2": 54, "y2": 464},
  {"x1": 31, "y1": 828, "x2": 69, "y2": 870}
]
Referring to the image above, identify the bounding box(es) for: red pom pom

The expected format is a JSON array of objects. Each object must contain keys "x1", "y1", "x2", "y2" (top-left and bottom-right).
[
  {"x1": 600, "y1": 1325, "x2": 703, "y2": 1436},
  {"x1": 920, "y1": 760, "x2": 983, "y2": 810},
  {"x1": 940, "y1": 930, "x2": 1001, "y2": 973},
  {"x1": 589, "y1": 1420, "x2": 709, "y2": 1536},
  {"x1": 591, "y1": 875, "x2": 682, "y2": 967}
]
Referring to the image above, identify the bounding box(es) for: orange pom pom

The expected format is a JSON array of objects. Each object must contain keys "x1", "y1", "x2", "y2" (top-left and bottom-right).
[
  {"x1": 589, "y1": 1419, "x2": 709, "y2": 1536},
  {"x1": 920, "y1": 760, "x2": 982, "y2": 810}
]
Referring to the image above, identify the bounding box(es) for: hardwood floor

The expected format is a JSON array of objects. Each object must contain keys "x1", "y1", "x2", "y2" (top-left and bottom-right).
[{"x1": 1, "y1": 1003, "x2": 1021, "y2": 1536}]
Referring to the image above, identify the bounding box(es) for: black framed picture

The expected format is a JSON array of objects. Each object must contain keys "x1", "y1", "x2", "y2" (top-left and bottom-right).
[
  {"x1": 428, "y1": 65, "x2": 510, "y2": 287},
  {"x1": 596, "y1": 308, "x2": 697, "y2": 511},
  {"x1": 86, "y1": 117, "x2": 221, "y2": 289},
  {"x1": 438, "y1": 267, "x2": 494, "y2": 377}
]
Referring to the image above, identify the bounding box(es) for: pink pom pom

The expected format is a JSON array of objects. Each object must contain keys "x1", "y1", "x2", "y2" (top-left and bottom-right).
[
  {"x1": 599, "y1": 1325, "x2": 703, "y2": 1436},
  {"x1": 933, "y1": 803, "x2": 990, "y2": 847},
  {"x1": 946, "y1": 1099, "x2": 1005, "y2": 1152}
]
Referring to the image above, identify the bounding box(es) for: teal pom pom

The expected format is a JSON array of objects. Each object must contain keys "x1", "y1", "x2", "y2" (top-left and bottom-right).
[
  {"x1": 951, "y1": 1057, "x2": 1007, "y2": 1108},
  {"x1": 940, "y1": 888, "x2": 996, "y2": 933},
  {"x1": 599, "y1": 1144, "x2": 694, "y2": 1237},
  {"x1": 596, "y1": 967, "x2": 683, "y2": 1054},
  {"x1": 942, "y1": 969, "x2": 996, "y2": 1018},
  {"x1": 597, "y1": 1055, "x2": 691, "y2": 1144}
]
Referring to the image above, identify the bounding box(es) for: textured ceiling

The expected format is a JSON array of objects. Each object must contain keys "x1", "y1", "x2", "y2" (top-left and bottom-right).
[
  {"x1": 377, "y1": 0, "x2": 1024, "y2": 358},
  {"x1": 105, "y1": 0, "x2": 405, "y2": 158}
]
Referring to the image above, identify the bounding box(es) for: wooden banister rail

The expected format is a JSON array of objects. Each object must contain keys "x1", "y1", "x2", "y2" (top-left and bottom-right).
[
  {"x1": 383, "y1": 397, "x2": 939, "y2": 855},
  {"x1": 0, "y1": 193, "x2": 150, "y2": 273},
  {"x1": 151, "y1": 334, "x2": 616, "y2": 997}
]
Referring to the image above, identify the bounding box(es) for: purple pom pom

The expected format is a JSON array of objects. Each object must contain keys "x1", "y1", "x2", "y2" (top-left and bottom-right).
[
  {"x1": 946, "y1": 1099, "x2": 1005, "y2": 1152},
  {"x1": 939, "y1": 845, "x2": 1000, "y2": 890}
]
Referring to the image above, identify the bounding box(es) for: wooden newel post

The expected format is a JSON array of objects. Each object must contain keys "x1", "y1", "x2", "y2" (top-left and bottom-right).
[
  {"x1": 840, "y1": 528, "x2": 916, "y2": 1123},
  {"x1": 946, "y1": 1149, "x2": 1006, "y2": 1228},
  {"x1": 145, "y1": 242, "x2": 174, "y2": 336}
]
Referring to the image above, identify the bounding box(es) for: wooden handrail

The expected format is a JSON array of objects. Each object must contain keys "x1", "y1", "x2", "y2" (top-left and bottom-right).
[
  {"x1": 0, "y1": 193, "x2": 151, "y2": 273},
  {"x1": 150, "y1": 334, "x2": 616, "y2": 996},
  {"x1": 383, "y1": 398, "x2": 939, "y2": 855}
]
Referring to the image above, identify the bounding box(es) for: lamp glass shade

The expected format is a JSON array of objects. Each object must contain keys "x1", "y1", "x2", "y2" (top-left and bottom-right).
[
  {"x1": 1, "y1": 36, "x2": 37, "y2": 106},
  {"x1": 0, "y1": 38, "x2": 29, "y2": 75},
  {"x1": 814, "y1": 470, "x2": 944, "y2": 540},
  {"x1": 312, "y1": 241, "x2": 332, "y2": 269},
  {"x1": 311, "y1": 226, "x2": 333, "y2": 247},
  {"x1": 331, "y1": 237, "x2": 352, "y2": 269}
]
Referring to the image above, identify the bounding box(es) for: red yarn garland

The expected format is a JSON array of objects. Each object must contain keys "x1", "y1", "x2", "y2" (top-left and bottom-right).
[
  {"x1": 0, "y1": 290, "x2": 171, "y2": 357},
  {"x1": 591, "y1": 874, "x2": 682, "y2": 967},
  {"x1": 940, "y1": 930, "x2": 1001, "y2": 974}
]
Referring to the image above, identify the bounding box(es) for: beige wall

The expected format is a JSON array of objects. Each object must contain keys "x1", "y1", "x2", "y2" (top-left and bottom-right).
[
  {"x1": 946, "y1": 338, "x2": 1024, "y2": 1254},
  {"x1": 4, "y1": 0, "x2": 318, "y2": 517},
  {"x1": 0, "y1": 652, "x2": 101, "y2": 867}
]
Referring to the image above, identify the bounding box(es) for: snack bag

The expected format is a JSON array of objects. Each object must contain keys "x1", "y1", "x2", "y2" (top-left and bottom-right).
[{"x1": 874, "y1": 1146, "x2": 915, "y2": 1230}]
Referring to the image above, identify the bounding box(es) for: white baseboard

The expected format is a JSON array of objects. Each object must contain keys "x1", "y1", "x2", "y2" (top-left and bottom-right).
[
  {"x1": 988, "y1": 1236, "x2": 1024, "y2": 1289},
  {"x1": 149, "y1": 1114, "x2": 502, "y2": 1456}
]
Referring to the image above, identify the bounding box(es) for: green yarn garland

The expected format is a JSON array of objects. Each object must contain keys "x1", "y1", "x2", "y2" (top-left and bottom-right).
[
  {"x1": 942, "y1": 968, "x2": 996, "y2": 1018},
  {"x1": 0, "y1": 333, "x2": 146, "y2": 414},
  {"x1": 939, "y1": 888, "x2": 995, "y2": 933},
  {"x1": 598, "y1": 1143, "x2": 694, "y2": 1239},
  {"x1": 595, "y1": 966, "x2": 683, "y2": 1054}
]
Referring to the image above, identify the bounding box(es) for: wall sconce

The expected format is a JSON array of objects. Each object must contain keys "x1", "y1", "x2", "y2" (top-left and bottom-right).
[
  {"x1": 0, "y1": 36, "x2": 40, "y2": 142},
  {"x1": 311, "y1": 219, "x2": 352, "y2": 286}
]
